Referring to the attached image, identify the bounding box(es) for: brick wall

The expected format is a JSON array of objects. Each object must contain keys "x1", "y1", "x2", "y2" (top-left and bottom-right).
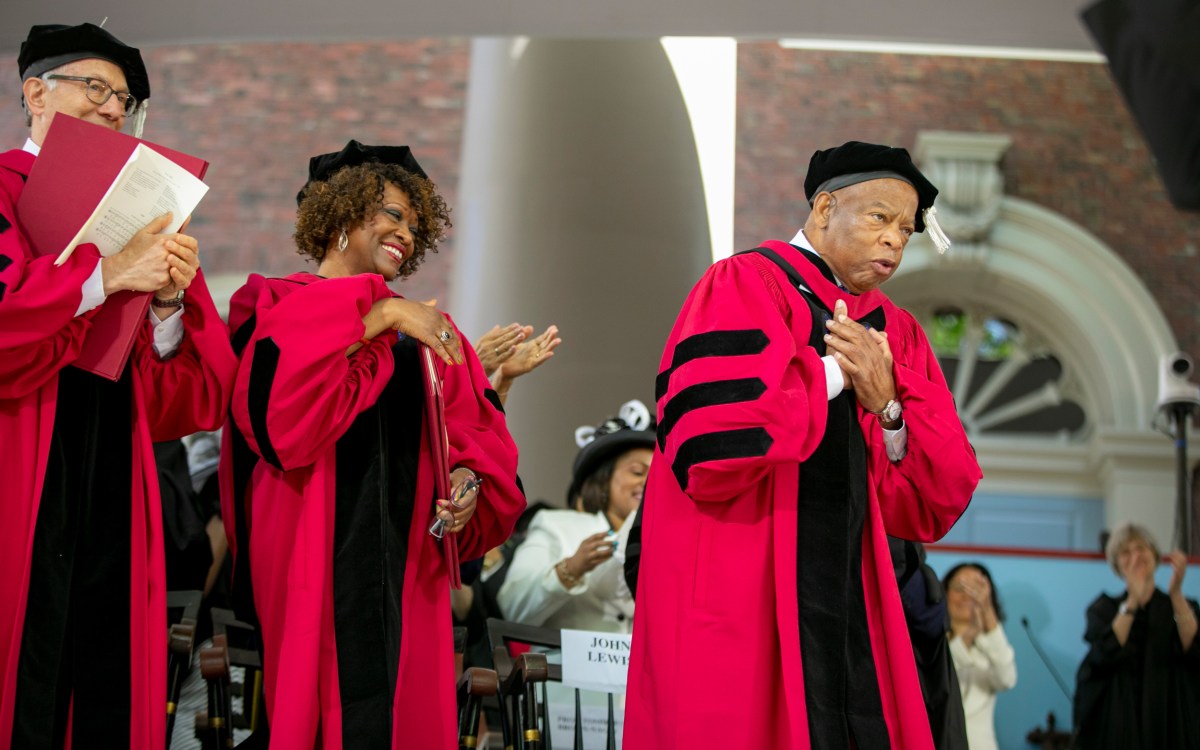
[
  {"x1": 736, "y1": 42, "x2": 1200, "y2": 357},
  {"x1": 4, "y1": 39, "x2": 1197, "y2": 354}
]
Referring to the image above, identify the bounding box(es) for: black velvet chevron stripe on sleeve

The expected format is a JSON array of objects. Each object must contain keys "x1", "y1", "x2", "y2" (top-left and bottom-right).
[
  {"x1": 670, "y1": 427, "x2": 773, "y2": 491},
  {"x1": 0, "y1": 213, "x2": 11, "y2": 234},
  {"x1": 654, "y1": 329, "x2": 769, "y2": 401},
  {"x1": 230, "y1": 312, "x2": 258, "y2": 357},
  {"x1": 248, "y1": 337, "x2": 284, "y2": 471},
  {"x1": 657, "y1": 377, "x2": 767, "y2": 450},
  {"x1": 0, "y1": 253, "x2": 12, "y2": 270},
  {"x1": 483, "y1": 387, "x2": 505, "y2": 413}
]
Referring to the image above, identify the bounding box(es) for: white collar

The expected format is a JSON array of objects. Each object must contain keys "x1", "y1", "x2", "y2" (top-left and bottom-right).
[
  {"x1": 785, "y1": 228, "x2": 847, "y2": 289},
  {"x1": 788, "y1": 227, "x2": 817, "y2": 253},
  {"x1": 22, "y1": 138, "x2": 40, "y2": 157}
]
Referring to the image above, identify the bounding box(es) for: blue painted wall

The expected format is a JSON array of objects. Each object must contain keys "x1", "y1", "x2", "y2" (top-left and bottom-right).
[
  {"x1": 937, "y1": 493, "x2": 1106, "y2": 551},
  {"x1": 925, "y1": 548, "x2": 1200, "y2": 750}
]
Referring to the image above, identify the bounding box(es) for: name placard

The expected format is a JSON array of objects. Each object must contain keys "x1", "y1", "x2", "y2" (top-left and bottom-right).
[{"x1": 560, "y1": 629, "x2": 632, "y2": 693}]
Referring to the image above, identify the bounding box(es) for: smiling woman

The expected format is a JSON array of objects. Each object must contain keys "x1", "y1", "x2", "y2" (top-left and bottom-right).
[
  {"x1": 1073, "y1": 522, "x2": 1200, "y2": 748},
  {"x1": 293, "y1": 158, "x2": 450, "y2": 281},
  {"x1": 221, "y1": 141, "x2": 525, "y2": 748},
  {"x1": 497, "y1": 399, "x2": 656, "y2": 635},
  {"x1": 942, "y1": 562, "x2": 1016, "y2": 750}
]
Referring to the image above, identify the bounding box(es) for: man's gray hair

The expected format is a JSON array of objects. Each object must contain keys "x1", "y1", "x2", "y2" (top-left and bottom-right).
[
  {"x1": 1105, "y1": 521, "x2": 1161, "y2": 577},
  {"x1": 22, "y1": 61, "x2": 67, "y2": 127}
]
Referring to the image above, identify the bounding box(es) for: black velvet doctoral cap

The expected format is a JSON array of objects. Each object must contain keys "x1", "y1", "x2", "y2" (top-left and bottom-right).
[
  {"x1": 297, "y1": 140, "x2": 428, "y2": 205},
  {"x1": 804, "y1": 141, "x2": 939, "y2": 232},
  {"x1": 19, "y1": 23, "x2": 150, "y2": 102}
]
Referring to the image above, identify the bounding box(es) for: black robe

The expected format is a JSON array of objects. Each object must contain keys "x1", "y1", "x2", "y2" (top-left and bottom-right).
[{"x1": 1073, "y1": 589, "x2": 1200, "y2": 748}]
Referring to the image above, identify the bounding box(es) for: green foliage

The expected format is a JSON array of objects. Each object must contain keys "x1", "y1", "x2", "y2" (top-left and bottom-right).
[
  {"x1": 930, "y1": 309, "x2": 1015, "y2": 360},
  {"x1": 930, "y1": 309, "x2": 967, "y2": 357}
]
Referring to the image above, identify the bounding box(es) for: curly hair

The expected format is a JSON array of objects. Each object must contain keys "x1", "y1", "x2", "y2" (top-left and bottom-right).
[{"x1": 293, "y1": 162, "x2": 451, "y2": 278}]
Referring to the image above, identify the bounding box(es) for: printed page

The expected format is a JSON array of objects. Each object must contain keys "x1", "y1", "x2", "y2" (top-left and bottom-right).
[{"x1": 56, "y1": 143, "x2": 209, "y2": 264}]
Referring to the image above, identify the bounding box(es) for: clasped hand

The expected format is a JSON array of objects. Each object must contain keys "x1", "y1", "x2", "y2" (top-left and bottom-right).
[
  {"x1": 101, "y1": 211, "x2": 200, "y2": 299},
  {"x1": 823, "y1": 299, "x2": 896, "y2": 414}
]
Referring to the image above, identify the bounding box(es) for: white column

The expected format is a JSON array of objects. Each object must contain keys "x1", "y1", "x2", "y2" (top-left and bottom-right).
[{"x1": 453, "y1": 38, "x2": 714, "y2": 506}]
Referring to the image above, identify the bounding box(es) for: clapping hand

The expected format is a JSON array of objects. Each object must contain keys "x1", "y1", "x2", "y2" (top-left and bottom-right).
[
  {"x1": 474, "y1": 323, "x2": 528, "y2": 377},
  {"x1": 498, "y1": 324, "x2": 561, "y2": 380},
  {"x1": 485, "y1": 323, "x2": 562, "y2": 405},
  {"x1": 952, "y1": 568, "x2": 997, "y2": 643},
  {"x1": 1168, "y1": 549, "x2": 1188, "y2": 596}
]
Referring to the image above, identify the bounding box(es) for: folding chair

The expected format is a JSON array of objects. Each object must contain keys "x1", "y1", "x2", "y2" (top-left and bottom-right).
[
  {"x1": 458, "y1": 666, "x2": 499, "y2": 749},
  {"x1": 486, "y1": 618, "x2": 620, "y2": 750},
  {"x1": 490, "y1": 647, "x2": 548, "y2": 750},
  {"x1": 166, "y1": 590, "x2": 203, "y2": 749},
  {"x1": 194, "y1": 608, "x2": 265, "y2": 748}
]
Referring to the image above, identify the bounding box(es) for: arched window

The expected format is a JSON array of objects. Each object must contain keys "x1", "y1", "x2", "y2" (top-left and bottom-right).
[{"x1": 924, "y1": 306, "x2": 1087, "y2": 439}]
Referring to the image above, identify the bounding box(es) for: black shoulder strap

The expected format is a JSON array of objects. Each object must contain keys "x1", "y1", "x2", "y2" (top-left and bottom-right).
[
  {"x1": 735, "y1": 246, "x2": 831, "y2": 351},
  {"x1": 735, "y1": 245, "x2": 809, "y2": 292}
]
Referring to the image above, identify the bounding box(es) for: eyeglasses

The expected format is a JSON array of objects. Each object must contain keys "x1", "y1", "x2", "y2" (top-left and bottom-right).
[{"x1": 44, "y1": 75, "x2": 139, "y2": 116}]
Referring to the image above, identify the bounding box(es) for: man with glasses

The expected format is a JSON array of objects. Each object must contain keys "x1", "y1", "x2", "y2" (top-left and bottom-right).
[
  {"x1": 0, "y1": 22, "x2": 236, "y2": 749},
  {"x1": 43, "y1": 73, "x2": 141, "y2": 114}
]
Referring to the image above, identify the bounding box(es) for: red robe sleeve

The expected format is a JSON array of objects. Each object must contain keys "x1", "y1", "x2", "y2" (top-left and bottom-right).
[
  {"x1": 861, "y1": 306, "x2": 981, "y2": 541},
  {"x1": 438, "y1": 316, "x2": 525, "y2": 561},
  {"x1": 655, "y1": 254, "x2": 830, "y2": 503},
  {"x1": 230, "y1": 274, "x2": 396, "y2": 471},
  {"x1": 0, "y1": 163, "x2": 102, "y2": 395},
  {"x1": 0, "y1": 317, "x2": 92, "y2": 400},
  {"x1": 0, "y1": 249, "x2": 99, "y2": 348},
  {"x1": 133, "y1": 269, "x2": 238, "y2": 441}
]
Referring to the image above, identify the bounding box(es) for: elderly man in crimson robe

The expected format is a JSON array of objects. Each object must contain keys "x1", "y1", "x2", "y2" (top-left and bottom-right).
[
  {"x1": 625, "y1": 141, "x2": 981, "y2": 750},
  {"x1": 0, "y1": 22, "x2": 236, "y2": 749}
]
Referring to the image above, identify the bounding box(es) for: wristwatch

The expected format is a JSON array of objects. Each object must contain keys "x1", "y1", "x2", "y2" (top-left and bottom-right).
[
  {"x1": 873, "y1": 398, "x2": 902, "y2": 424},
  {"x1": 1118, "y1": 602, "x2": 1135, "y2": 617},
  {"x1": 151, "y1": 289, "x2": 185, "y2": 309}
]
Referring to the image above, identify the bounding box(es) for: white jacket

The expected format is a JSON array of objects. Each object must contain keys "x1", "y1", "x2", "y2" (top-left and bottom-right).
[
  {"x1": 497, "y1": 509, "x2": 636, "y2": 634},
  {"x1": 950, "y1": 623, "x2": 1018, "y2": 750}
]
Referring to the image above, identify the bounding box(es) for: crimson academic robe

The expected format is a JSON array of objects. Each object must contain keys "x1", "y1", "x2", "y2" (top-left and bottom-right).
[
  {"x1": 0, "y1": 148, "x2": 237, "y2": 748},
  {"x1": 222, "y1": 272, "x2": 525, "y2": 749},
  {"x1": 624, "y1": 240, "x2": 980, "y2": 750}
]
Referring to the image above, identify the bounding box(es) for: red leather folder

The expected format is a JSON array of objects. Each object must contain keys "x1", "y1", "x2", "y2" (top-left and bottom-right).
[
  {"x1": 17, "y1": 115, "x2": 209, "y2": 381},
  {"x1": 421, "y1": 345, "x2": 462, "y2": 589}
]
